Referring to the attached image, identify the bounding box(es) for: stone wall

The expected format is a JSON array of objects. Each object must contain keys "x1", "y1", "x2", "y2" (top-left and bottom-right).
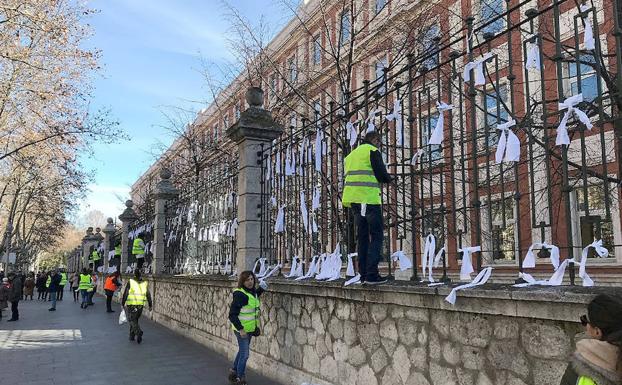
[{"x1": 110, "y1": 275, "x2": 615, "y2": 385}]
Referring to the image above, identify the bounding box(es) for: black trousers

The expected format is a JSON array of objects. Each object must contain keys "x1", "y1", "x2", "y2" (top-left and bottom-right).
[
  {"x1": 105, "y1": 290, "x2": 114, "y2": 311},
  {"x1": 10, "y1": 301, "x2": 19, "y2": 320},
  {"x1": 127, "y1": 305, "x2": 143, "y2": 337},
  {"x1": 57, "y1": 285, "x2": 64, "y2": 300}
]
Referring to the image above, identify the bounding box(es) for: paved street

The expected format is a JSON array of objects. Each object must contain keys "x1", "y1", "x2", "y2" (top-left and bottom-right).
[{"x1": 0, "y1": 290, "x2": 279, "y2": 385}]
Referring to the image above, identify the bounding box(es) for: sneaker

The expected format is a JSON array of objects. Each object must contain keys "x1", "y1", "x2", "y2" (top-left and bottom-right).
[
  {"x1": 106, "y1": 310, "x2": 115, "y2": 313},
  {"x1": 366, "y1": 277, "x2": 388, "y2": 285},
  {"x1": 235, "y1": 377, "x2": 247, "y2": 385},
  {"x1": 48, "y1": 308, "x2": 56, "y2": 311},
  {"x1": 228, "y1": 369, "x2": 238, "y2": 383}
]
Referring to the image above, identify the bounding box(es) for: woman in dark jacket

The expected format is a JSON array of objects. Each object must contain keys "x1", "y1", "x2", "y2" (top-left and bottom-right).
[
  {"x1": 36, "y1": 272, "x2": 47, "y2": 300},
  {"x1": 560, "y1": 294, "x2": 622, "y2": 385},
  {"x1": 227, "y1": 271, "x2": 266, "y2": 385}
]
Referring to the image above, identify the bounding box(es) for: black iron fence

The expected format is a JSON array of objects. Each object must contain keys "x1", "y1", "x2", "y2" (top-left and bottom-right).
[{"x1": 258, "y1": 0, "x2": 622, "y2": 285}]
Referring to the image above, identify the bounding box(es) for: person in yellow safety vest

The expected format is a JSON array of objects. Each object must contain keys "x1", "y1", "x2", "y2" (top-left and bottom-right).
[
  {"x1": 560, "y1": 294, "x2": 622, "y2": 385},
  {"x1": 91, "y1": 249, "x2": 101, "y2": 270},
  {"x1": 341, "y1": 131, "x2": 393, "y2": 285},
  {"x1": 227, "y1": 271, "x2": 267, "y2": 385},
  {"x1": 121, "y1": 270, "x2": 152, "y2": 343},
  {"x1": 114, "y1": 243, "x2": 121, "y2": 257},
  {"x1": 78, "y1": 268, "x2": 92, "y2": 309},
  {"x1": 132, "y1": 234, "x2": 146, "y2": 270},
  {"x1": 87, "y1": 270, "x2": 97, "y2": 306},
  {"x1": 58, "y1": 271, "x2": 67, "y2": 301},
  {"x1": 45, "y1": 273, "x2": 52, "y2": 302}
]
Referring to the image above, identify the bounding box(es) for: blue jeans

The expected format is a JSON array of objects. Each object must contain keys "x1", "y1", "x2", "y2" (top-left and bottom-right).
[
  {"x1": 49, "y1": 291, "x2": 57, "y2": 309},
  {"x1": 80, "y1": 289, "x2": 89, "y2": 306},
  {"x1": 232, "y1": 331, "x2": 252, "y2": 378},
  {"x1": 351, "y1": 203, "x2": 384, "y2": 281}
]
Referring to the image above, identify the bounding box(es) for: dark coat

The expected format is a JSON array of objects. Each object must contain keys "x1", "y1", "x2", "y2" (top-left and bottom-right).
[
  {"x1": 0, "y1": 284, "x2": 9, "y2": 309},
  {"x1": 8, "y1": 277, "x2": 22, "y2": 302},
  {"x1": 48, "y1": 273, "x2": 61, "y2": 291}
]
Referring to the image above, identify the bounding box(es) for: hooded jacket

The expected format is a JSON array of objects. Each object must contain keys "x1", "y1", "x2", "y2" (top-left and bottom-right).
[{"x1": 560, "y1": 339, "x2": 621, "y2": 385}]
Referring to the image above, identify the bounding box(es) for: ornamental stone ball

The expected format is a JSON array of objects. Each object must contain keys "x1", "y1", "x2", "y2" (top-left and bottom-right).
[
  {"x1": 159, "y1": 168, "x2": 172, "y2": 180},
  {"x1": 125, "y1": 200, "x2": 134, "y2": 208},
  {"x1": 107, "y1": 218, "x2": 113, "y2": 225},
  {"x1": 245, "y1": 87, "x2": 264, "y2": 108}
]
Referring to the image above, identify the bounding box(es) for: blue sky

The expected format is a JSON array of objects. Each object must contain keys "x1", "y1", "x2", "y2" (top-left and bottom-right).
[{"x1": 80, "y1": 0, "x2": 287, "y2": 220}]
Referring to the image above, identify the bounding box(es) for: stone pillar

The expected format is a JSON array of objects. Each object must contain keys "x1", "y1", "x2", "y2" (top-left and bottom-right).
[
  {"x1": 81, "y1": 227, "x2": 98, "y2": 270},
  {"x1": 93, "y1": 227, "x2": 104, "y2": 272},
  {"x1": 153, "y1": 168, "x2": 179, "y2": 275},
  {"x1": 102, "y1": 218, "x2": 116, "y2": 272},
  {"x1": 119, "y1": 200, "x2": 138, "y2": 273},
  {"x1": 226, "y1": 87, "x2": 283, "y2": 271}
]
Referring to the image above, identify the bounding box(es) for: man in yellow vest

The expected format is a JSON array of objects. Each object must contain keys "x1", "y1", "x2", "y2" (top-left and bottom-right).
[
  {"x1": 92, "y1": 247, "x2": 102, "y2": 270},
  {"x1": 132, "y1": 234, "x2": 146, "y2": 270},
  {"x1": 58, "y1": 270, "x2": 67, "y2": 301},
  {"x1": 121, "y1": 269, "x2": 152, "y2": 344},
  {"x1": 78, "y1": 268, "x2": 92, "y2": 309},
  {"x1": 341, "y1": 131, "x2": 392, "y2": 285}
]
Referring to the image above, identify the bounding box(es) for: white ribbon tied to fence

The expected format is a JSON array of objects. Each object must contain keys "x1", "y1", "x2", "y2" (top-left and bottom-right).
[
  {"x1": 525, "y1": 39, "x2": 541, "y2": 72},
  {"x1": 463, "y1": 52, "x2": 493, "y2": 86},
  {"x1": 428, "y1": 102, "x2": 453, "y2": 146},
  {"x1": 522, "y1": 241, "x2": 560, "y2": 270},
  {"x1": 274, "y1": 205, "x2": 285, "y2": 233},
  {"x1": 347, "y1": 121, "x2": 358, "y2": 147},
  {"x1": 346, "y1": 252, "x2": 356, "y2": 277},
  {"x1": 286, "y1": 256, "x2": 304, "y2": 278},
  {"x1": 385, "y1": 99, "x2": 403, "y2": 146},
  {"x1": 422, "y1": 234, "x2": 446, "y2": 283},
  {"x1": 459, "y1": 246, "x2": 481, "y2": 281},
  {"x1": 514, "y1": 241, "x2": 561, "y2": 287},
  {"x1": 580, "y1": 4, "x2": 596, "y2": 50},
  {"x1": 445, "y1": 267, "x2": 493, "y2": 305},
  {"x1": 411, "y1": 149, "x2": 424, "y2": 166},
  {"x1": 296, "y1": 255, "x2": 319, "y2": 280},
  {"x1": 578, "y1": 239, "x2": 609, "y2": 286},
  {"x1": 556, "y1": 93, "x2": 593, "y2": 146},
  {"x1": 300, "y1": 191, "x2": 309, "y2": 233},
  {"x1": 495, "y1": 119, "x2": 521, "y2": 164},
  {"x1": 252, "y1": 257, "x2": 267, "y2": 278},
  {"x1": 315, "y1": 128, "x2": 325, "y2": 172},
  {"x1": 391, "y1": 250, "x2": 413, "y2": 272}
]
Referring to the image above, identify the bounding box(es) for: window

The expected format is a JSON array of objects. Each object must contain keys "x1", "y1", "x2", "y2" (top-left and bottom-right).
[
  {"x1": 313, "y1": 100, "x2": 321, "y2": 124},
  {"x1": 312, "y1": 35, "x2": 321, "y2": 65},
  {"x1": 375, "y1": 58, "x2": 388, "y2": 95},
  {"x1": 340, "y1": 12, "x2": 351, "y2": 46},
  {"x1": 213, "y1": 125, "x2": 219, "y2": 141},
  {"x1": 484, "y1": 84, "x2": 508, "y2": 146},
  {"x1": 480, "y1": 0, "x2": 504, "y2": 35},
  {"x1": 422, "y1": 25, "x2": 440, "y2": 69},
  {"x1": 421, "y1": 113, "x2": 442, "y2": 163},
  {"x1": 574, "y1": 185, "x2": 616, "y2": 259},
  {"x1": 234, "y1": 104, "x2": 241, "y2": 120},
  {"x1": 490, "y1": 197, "x2": 515, "y2": 261},
  {"x1": 288, "y1": 56, "x2": 297, "y2": 83},
  {"x1": 569, "y1": 54, "x2": 598, "y2": 102},
  {"x1": 375, "y1": 0, "x2": 386, "y2": 14},
  {"x1": 223, "y1": 115, "x2": 230, "y2": 129}
]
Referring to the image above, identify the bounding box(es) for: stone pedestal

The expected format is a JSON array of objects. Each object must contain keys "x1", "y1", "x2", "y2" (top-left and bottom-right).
[
  {"x1": 153, "y1": 169, "x2": 178, "y2": 274},
  {"x1": 102, "y1": 218, "x2": 116, "y2": 272},
  {"x1": 81, "y1": 227, "x2": 98, "y2": 271},
  {"x1": 119, "y1": 200, "x2": 138, "y2": 273},
  {"x1": 226, "y1": 87, "x2": 283, "y2": 271}
]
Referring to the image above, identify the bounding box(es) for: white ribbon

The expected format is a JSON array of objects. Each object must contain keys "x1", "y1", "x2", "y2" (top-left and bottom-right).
[
  {"x1": 312, "y1": 186, "x2": 321, "y2": 211},
  {"x1": 360, "y1": 203, "x2": 367, "y2": 217},
  {"x1": 522, "y1": 242, "x2": 560, "y2": 269},
  {"x1": 391, "y1": 250, "x2": 413, "y2": 271},
  {"x1": 259, "y1": 264, "x2": 281, "y2": 281},
  {"x1": 252, "y1": 258, "x2": 267, "y2": 277},
  {"x1": 346, "y1": 252, "x2": 356, "y2": 277},
  {"x1": 557, "y1": 93, "x2": 593, "y2": 146},
  {"x1": 580, "y1": 4, "x2": 596, "y2": 50},
  {"x1": 266, "y1": 154, "x2": 272, "y2": 180},
  {"x1": 270, "y1": 196, "x2": 277, "y2": 207},
  {"x1": 445, "y1": 267, "x2": 493, "y2": 305},
  {"x1": 428, "y1": 102, "x2": 453, "y2": 146},
  {"x1": 274, "y1": 205, "x2": 285, "y2": 233},
  {"x1": 459, "y1": 246, "x2": 480, "y2": 281},
  {"x1": 366, "y1": 109, "x2": 377, "y2": 134},
  {"x1": 411, "y1": 149, "x2": 424, "y2": 166},
  {"x1": 296, "y1": 255, "x2": 319, "y2": 280},
  {"x1": 578, "y1": 239, "x2": 609, "y2": 286},
  {"x1": 525, "y1": 39, "x2": 541, "y2": 72},
  {"x1": 300, "y1": 191, "x2": 309, "y2": 233},
  {"x1": 495, "y1": 119, "x2": 521, "y2": 164},
  {"x1": 311, "y1": 215, "x2": 318, "y2": 233},
  {"x1": 422, "y1": 234, "x2": 436, "y2": 280},
  {"x1": 347, "y1": 121, "x2": 358, "y2": 147},
  {"x1": 344, "y1": 273, "x2": 361, "y2": 286},
  {"x1": 385, "y1": 99, "x2": 403, "y2": 146},
  {"x1": 227, "y1": 218, "x2": 238, "y2": 237},
  {"x1": 462, "y1": 53, "x2": 493, "y2": 86},
  {"x1": 298, "y1": 137, "x2": 307, "y2": 175},
  {"x1": 315, "y1": 128, "x2": 325, "y2": 172}
]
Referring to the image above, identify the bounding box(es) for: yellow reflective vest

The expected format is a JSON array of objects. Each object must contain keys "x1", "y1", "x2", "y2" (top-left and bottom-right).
[
  {"x1": 231, "y1": 288, "x2": 260, "y2": 333},
  {"x1": 577, "y1": 376, "x2": 596, "y2": 385},
  {"x1": 45, "y1": 276, "x2": 51, "y2": 288},
  {"x1": 132, "y1": 238, "x2": 145, "y2": 255},
  {"x1": 114, "y1": 245, "x2": 121, "y2": 256},
  {"x1": 78, "y1": 274, "x2": 92, "y2": 290},
  {"x1": 60, "y1": 273, "x2": 67, "y2": 286},
  {"x1": 126, "y1": 279, "x2": 148, "y2": 306},
  {"x1": 341, "y1": 144, "x2": 381, "y2": 207},
  {"x1": 91, "y1": 250, "x2": 101, "y2": 261}
]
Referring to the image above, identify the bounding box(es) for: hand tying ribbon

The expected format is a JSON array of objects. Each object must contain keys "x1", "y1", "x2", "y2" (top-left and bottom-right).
[
  {"x1": 459, "y1": 246, "x2": 481, "y2": 281},
  {"x1": 557, "y1": 93, "x2": 593, "y2": 146},
  {"x1": 385, "y1": 99, "x2": 403, "y2": 146},
  {"x1": 495, "y1": 119, "x2": 520, "y2": 164},
  {"x1": 463, "y1": 53, "x2": 493, "y2": 86},
  {"x1": 525, "y1": 38, "x2": 541, "y2": 72},
  {"x1": 428, "y1": 102, "x2": 453, "y2": 146},
  {"x1": 580, "y1": 4, "x2": 596, "y2": 50},
  {"x1": 445, "y1": 267, "x2": 493, "y2": 305},
  {"x1": 346, "y1": 121, "x2": 358, "y2": 147},
  {"x1": 391, "y1": 250, "x2": 413, "y2": 271}
]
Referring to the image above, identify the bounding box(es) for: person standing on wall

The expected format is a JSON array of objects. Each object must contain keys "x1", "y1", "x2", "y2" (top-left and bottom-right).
[
  {"x1": 227, "y1": 271, "x2": 267, "y2": 385},
  {"x1": 121, "y1": 269, "x2": 152, "y2": 344},
  {"x1": 560, "y1": 294, "x2": 622, "y2": 385},
  {"x1": 104, "y1": 272, "x2": 121, "y2": 313},
  {"x1": 48, "y1": 269, "x2": 61, "y2": 311},
  {"x1": 58, "y1": 270, "x2": 67, "y2": 301},
  {"x1": 341, "y1": 130, "x2": 393, "y2": 285},
  {"x1": 78, "y1": 268, "x2": 92, "y2": 309},
  {"x1": 7, "y1": 272, "x2": 22, "y2": 321},
  {"x1": 87, "y1": 269, "x2": 97, "y2": 306},
  {"x1": 132, "y1": 233, "x2": 146, "y2": 270}
]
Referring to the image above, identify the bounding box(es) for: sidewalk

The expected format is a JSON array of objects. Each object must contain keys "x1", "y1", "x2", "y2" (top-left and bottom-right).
[{"x1": 0, "y1": 290, "x2": 279, "y2": 385}]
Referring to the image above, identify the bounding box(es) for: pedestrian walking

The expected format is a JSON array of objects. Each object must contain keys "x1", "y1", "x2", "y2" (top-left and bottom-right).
[
  {"x1": 36, "y1": 272, "x2": 46, "y2": 300},
  {"x1": 7, "y1": 272, "x2": 22, "y2": 321},
  {"x1": 58, "y1": 270, "x2": 68, "y2": 301},
  {"x1": 0, "y1": 278, "x2": 9, "y2": 320},
  {"x1": 71, "y1": 272, "x2": 80, "y2": 302},
  {"x1": 78, "y1": 268, "x2": 92, "y2": 309},
  {"x1": 121, "y1": 270, "x2": 152, "y2": 344},
  {"x1": 87, "y1": 269, "x2": 97, "y2": 305},
  {"x1": 48, "y1": 269, "x2": 61, "y2": 311},
  {"x1": 560, "y1": 294, "x2": 622, "y2": 385},
  {"x1": 227, "y1": 271, "x2": 267, "y2": 385},
  {"x1": 341, "y1": 130, "x2": 393, "y2": 285},
  {"x1": 23, "y1": 273, "x2": 35, "y2": 300},
  {"x1": 104, "y1": 272, "x2": 121, "y2": 313}
]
